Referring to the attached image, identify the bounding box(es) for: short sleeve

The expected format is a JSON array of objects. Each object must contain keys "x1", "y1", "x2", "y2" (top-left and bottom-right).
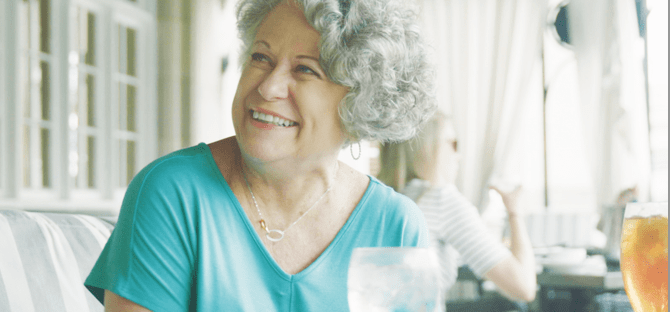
[
  {"x1": 85, "y1": 156, "x2": 198, "y2": 311},
  {"x1": 438, "y1": 188, "x2": 511, "y2": 278},
  {"x1": 399, "y1": 195, "x2": 430, "y2": 248},
  {"x1": 365, "y1": 178, "x2": 430, "y2": 248}
]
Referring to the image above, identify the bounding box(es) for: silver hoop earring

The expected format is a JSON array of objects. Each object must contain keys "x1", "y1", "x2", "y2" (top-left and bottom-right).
[{"x1": 350, "y1": 142, "x2": 361, "y2": 160}]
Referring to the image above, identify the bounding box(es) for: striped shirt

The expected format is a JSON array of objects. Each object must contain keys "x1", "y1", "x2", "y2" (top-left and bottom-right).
[{"x1": 402, "y1": 179, "x2": 511, "y2": 295}]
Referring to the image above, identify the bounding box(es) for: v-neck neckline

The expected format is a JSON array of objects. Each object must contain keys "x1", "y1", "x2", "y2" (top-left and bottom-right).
[{"x1": 201, "y1": 143, "x2": 373, "y2": 280}]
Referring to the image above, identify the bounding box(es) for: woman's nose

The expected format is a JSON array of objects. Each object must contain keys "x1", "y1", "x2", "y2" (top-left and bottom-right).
[{"x1": 257, "y1": 62, "x2": 292, "y2": 101}]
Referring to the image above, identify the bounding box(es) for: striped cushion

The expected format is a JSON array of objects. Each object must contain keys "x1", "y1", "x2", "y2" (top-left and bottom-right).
[{"x1": 0, "y1": 210, "x2": 114, "y2": 312}]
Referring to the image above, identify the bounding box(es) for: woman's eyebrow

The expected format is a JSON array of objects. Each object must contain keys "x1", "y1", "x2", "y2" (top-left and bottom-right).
[
  {"x1": 253, "y1": 40, "x2": 271, "y2": 49},
  {"x1": 254, "y1": 40, "x2": 320, "y2": 63},
  {"x1": 297, "y1": 55, "x2": 319, "y2": 62}
]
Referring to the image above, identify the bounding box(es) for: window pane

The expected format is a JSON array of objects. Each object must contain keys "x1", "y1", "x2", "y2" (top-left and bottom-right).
[
  {"x1": 118, "y1": 82, "x2": 125, "y2": 129},
  {"x1": 40, "y1": 60, "x2": 50, "y2": 120},
  {"x1": 87, "y1": 136, "x2": 96, "y2": 188},
  {"x1": 23, "y1": 126, "x2": 31, "y2": 187},
  {"x1": 84, "y1": 12, "x2": 96, "y2": 66},
  {"x1": 126, "y1": 140, "x2": 136, "y2": 185},
  {"x1": 127, "y1": 85, "x2": 136, "y2": 131},
  {"x1": 71, "y1": 7, "x2": 97, "y2": 66},
  {"x1": 126, "y1": 27, "x2": 137, "y2": 76},
  {"x1": 40, "y1": 128, "x2": 50, "y2": 187},
  {"x1": 20, "y1": 55, "x2": 31, "y2": 118},
  {"x1": 117, "y1": 25, "x2": 125, "y2": 74},
  {"x1": 39, "y1": 0, "x2": 50, "y2": 54},
  {"x1": 86, "y1": 74, "x2": 95, "y2": 126},
  {"x1": 118, "y1": 83, "x2": 137, "y2": 131}
]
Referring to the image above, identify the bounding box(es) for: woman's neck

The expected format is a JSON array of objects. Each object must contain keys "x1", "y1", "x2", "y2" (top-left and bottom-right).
[{"x1": 238, "y1": 151, "x2": 340, "y2": 215}]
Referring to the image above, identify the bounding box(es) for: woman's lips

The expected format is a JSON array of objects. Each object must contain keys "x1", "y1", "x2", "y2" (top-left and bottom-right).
[
  {"x1": 249, "y1": 108, "x2": 298, "y2": 128},
  {"x1": 250, "y1": 117, "x2": 278, "y2": 130}
]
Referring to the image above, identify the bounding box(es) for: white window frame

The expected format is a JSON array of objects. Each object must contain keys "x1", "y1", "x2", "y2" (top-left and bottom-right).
[
  {"x1": 15, "y1": 0, "x2": 67, "y2": 202},
  {"x1": 67, "y1": 1, "x2": 108, "y2": 200},
  {"x1": 68, "y1": 0, "x2": 112, "y2": 202},
  {"x1": 0, "y1": 0, "x2": 157, "y2": 214}
]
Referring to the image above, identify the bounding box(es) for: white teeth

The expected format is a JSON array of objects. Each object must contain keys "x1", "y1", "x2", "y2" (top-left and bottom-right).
[{"x1": 251, "y1": 110, "x2": 295, "y2": 127}]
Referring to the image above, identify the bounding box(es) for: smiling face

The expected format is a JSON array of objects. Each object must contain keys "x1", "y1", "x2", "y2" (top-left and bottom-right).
[{"x1": 232, "y1": 1, "x2": 350, "y2": 164}]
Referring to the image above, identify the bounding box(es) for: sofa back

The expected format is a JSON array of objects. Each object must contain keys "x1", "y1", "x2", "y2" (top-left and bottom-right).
[{"x1": 0, "y1": 210, "x2": 114, "y2": 312}]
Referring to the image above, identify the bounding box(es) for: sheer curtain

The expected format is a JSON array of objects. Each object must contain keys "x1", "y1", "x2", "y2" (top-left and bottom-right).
[
  {"x1": 416, "y1": 0, "x2": 546, "y2": 209},
  {"x1": 569, "y1": 0, "x2": 651, "y2": 208}
]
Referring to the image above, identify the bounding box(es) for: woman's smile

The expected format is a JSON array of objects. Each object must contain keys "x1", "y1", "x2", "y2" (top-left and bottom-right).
[{"x1": 249, "y1": 108, "x2": 298, "y2": 129}]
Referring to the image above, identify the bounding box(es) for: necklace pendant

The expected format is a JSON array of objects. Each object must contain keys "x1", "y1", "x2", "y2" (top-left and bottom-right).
[
  {"x1": 266, "y1": 229, "x2": 285, "y2": 242},
  {"x1": 259, "y1": 219, "x2": 269, "y2": 233},
  {"x1": 242, "y1": 166, "x2": 335, "y2": 244}
]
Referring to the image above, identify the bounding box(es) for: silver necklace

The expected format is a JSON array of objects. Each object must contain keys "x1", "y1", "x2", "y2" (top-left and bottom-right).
[{"x1": 241, "y1": 168, "x2": 335, "y2": 242}]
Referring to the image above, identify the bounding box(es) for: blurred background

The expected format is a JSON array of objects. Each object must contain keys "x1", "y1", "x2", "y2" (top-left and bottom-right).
[{"x1": 0, "y1": 0, "x2": 666, "y2": 310}]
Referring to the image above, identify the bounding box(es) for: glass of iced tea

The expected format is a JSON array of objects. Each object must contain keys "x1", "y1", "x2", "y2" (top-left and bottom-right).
[{"x1": 620, "y1": 202, "x2": 668, "y2": 312}]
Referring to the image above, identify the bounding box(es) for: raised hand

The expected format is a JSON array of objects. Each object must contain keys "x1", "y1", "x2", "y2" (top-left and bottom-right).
[{"x1": 490, "y1": 185, "x2": 522, "y2": 217}]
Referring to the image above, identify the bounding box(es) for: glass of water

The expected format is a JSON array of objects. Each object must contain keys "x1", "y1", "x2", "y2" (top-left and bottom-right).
[{"x1": 348, "y1": 247, "x2": 442, "y2": 312}]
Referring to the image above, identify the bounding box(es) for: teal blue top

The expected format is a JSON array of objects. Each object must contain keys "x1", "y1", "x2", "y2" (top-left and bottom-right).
[{"x1": 85, "y1": 143, "x2": 429, "y2": 311}]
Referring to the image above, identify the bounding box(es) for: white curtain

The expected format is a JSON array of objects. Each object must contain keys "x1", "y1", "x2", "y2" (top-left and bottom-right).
[
  {"x1": 569, "y1": 0, "x2": 651, "y2": 208},
  {"x1": 417, "y1": 0, "x2": 546, "y2": 208}
]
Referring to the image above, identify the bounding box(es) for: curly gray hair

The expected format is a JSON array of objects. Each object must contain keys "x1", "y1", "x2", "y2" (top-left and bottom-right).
[{"x1": 237, "y1": 0, "x2": 436, "y2": 143}]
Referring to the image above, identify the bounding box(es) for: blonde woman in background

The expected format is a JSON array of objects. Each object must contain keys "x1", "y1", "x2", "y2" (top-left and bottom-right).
[{"x1": 378, "y1": 111, "x2": 537, "y2": 306}]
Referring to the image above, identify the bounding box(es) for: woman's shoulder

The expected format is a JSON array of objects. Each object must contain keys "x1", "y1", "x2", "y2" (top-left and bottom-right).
[
  {"x1": 117, "y1": 142, "x2": 230, "y2": 232},
  {"x1": 332, "y1": 165, "x2": 416, "y2": 218},
  {"x1": 365, "y1": 177, "x2": 423, "y2": 216},
  {"x1": 143, "y1": 143, "x2": 212, "y2": 173},
  {"x1": 361, "y1": 177, "x2": 429, "y2": 246},
  {"x1": 128, "y1": 142, "x2": 220, "y2": 193},
  {"x1": 368, "y1": 176, "x2": 404, "y2": 198}
]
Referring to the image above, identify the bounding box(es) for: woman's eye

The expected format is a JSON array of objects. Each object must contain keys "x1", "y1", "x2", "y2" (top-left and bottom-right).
[
  {"x1": 296, "y1": 65, "x2": 320, "y2": 78},
  {"x1": 251, "y1": 53, "x2": 270, "y2": 63}
]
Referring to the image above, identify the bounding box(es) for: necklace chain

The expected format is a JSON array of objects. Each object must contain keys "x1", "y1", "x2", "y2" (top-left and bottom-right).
[{"x1": 241, "y1": 166, "x2": 335, "y2": 242}]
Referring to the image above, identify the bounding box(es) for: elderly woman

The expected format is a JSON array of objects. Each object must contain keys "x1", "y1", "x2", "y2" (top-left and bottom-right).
[
  {"x1": 84, "y1": 0, "x2": 435, "y2": 310},
  {"x1": 377, "y1": 112, "x2": 537, "y2": 304}
]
